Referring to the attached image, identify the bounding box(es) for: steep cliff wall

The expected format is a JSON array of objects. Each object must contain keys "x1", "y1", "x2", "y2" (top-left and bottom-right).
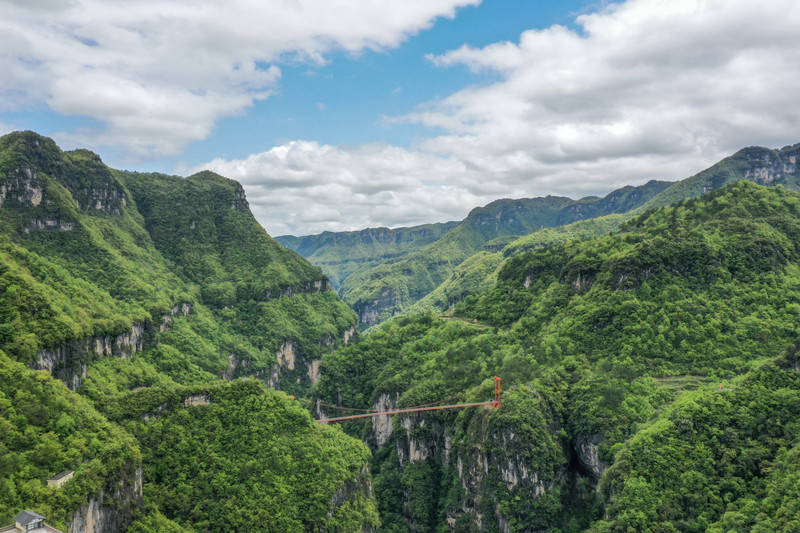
[
  {"x1": 365, "y1": 390, "x2": 569, "y2": 532},
  {"x1": 34, "y1": 303, "x2": 192, "y2": 389},
  {"x1": 68, "y1": 465, "x2": 142, "y2": 533}
]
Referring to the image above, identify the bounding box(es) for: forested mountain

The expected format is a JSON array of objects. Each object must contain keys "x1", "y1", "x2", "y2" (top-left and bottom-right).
[
  {"x1": 334, "y1": 180, "x2": 671, "y2": 326},
  {"x1": 314, "y1": 181, "x2": 800, "y2": 531},
  {"x1": 0, "y1": 132, "x2": 374, "y2": 531},
  {"x1": 408, "y1": 142, "x2": 800, "y2": 318},
  {"x1": 276, "y1": 221, "x2": 459, "y2": 289},
  {"x1": 4, "y1": 130, "x2": 800, "y2": 533}
]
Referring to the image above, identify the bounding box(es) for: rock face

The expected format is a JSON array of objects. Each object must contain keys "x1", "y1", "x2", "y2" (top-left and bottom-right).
[
  {"x1": 264, "y1": 279, "x2": 330, "y2": 300},
  {"x1": 369, "y1": 398, "x2": 568, "y2": 531},
  {"x1": 34, "y1": 303, "x2": 192, "y2": 389},
  {"x1": 371, "y1": 393, "x2": 398, "y2": 447},
  {"x1": 68, "y1": 465, "x2": 142, "y2": 533},
  {"x1": 354, "y1": 289, "x2": 400, "y2": 327},
  {"x1": 343, "y1": 325, "x2": 357, "y2": 345},
  {"x1": 276, "y1": 341, "x2": 296, "y2": 370},
  {"x1": 306, "y1": 359, "x2": 321, "y2": 385},
  {"x1": 267, "y1": 319, "x2": 357, "y2": 389},
  {"x1": 743, "y1": 150, "x2": 798, "y2": 185},
  {"x1": 575, "y1": 433, "x2": 607, "y2": 479},
  {"x1": 327, "y1": 465, "x2": 377, "y2": 533},
  {"x1": 184, "y1": 393, "x2": 212, "y2": 407}
]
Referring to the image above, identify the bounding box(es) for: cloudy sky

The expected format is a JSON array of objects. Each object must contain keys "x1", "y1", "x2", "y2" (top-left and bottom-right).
[{"x1": 2, "y1": 0, "x2": 799, "y2": 236}]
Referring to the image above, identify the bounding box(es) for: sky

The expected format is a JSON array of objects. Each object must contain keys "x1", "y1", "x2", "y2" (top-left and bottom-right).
[{"x1": 1, "y1": 0, "x2": 800, "y2": 236}]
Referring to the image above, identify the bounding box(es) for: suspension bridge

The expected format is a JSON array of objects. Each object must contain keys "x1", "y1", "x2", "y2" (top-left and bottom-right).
[{"x1": 309, "y1": 376, "x2": 501, "y2": 423}]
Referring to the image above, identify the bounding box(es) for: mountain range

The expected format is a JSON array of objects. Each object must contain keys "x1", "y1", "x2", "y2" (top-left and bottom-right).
[
  {"x1": 281, "y1": 142, "x2": 800, "y2": 327},
  {"x1": 2, "y1": 131, "x2": 800, "y2": 532}
]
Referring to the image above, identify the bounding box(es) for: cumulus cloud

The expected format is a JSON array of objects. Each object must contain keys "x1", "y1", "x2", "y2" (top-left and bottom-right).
[
  {"x1": 197, "y1": 0, "x2": 800, "y2": 236},
  {"x1": 0, "y1": 0, "x2": 477, "y2": 156},
  {"x1": 191, "y1": 141, "x2": 486, "y2": 235}
]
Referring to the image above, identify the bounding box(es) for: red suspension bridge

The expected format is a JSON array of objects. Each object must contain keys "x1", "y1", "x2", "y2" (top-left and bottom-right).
[{"x1": 311, "y1": 376, "x2": 501, "y2": 423}]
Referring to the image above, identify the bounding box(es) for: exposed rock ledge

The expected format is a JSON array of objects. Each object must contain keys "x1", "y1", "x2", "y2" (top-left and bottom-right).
[
  {"x1": 68, "y1": 465, "x2": 142, "y2": 533},
  {"x1": 35, "y1": 302, "x2": 192, "y2": 389},
  {"x1": 574, "y1": 433, "x2": 607, "y2": 479},
  {"x1": 263, "y1": 279, "x2": 330, "y2": 300}
]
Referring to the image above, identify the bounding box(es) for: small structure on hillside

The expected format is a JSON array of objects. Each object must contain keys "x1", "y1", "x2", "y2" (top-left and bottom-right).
[
  {"x1": 0, "y1": 511, "x2": 62, "y2": 533},
  {"x1": 47, "y1": 471, "x2": 74, "y2": 489}
]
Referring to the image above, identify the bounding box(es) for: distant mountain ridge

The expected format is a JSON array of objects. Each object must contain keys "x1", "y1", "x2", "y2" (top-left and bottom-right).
[
  {"x1": 336, "y1": 179, "x2": 672, "y2": 325},
  {"x1": 285, "y1": 142, "x2": 800, "y2": 327},
  {"x1": 276, "y1": 220, "x2": 459, "y2": 289}
]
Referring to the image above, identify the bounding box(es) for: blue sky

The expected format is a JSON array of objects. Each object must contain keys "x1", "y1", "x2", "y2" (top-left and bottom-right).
[
  {"x1": 2, "y1": 0, "x2": 597, "y2": 171},
  {"x1": 2, "y1": 0, "x2": 799, "y2": 235}
]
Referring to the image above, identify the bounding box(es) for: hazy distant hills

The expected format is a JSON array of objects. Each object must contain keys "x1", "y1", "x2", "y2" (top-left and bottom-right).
[
  {"x1": 284, "y1": 142, "x2": 800, "y2": 327},
  {"x1": 276, "y1": 221, "x2": 459, "y2": 289},
  {"x1": 283, "y1": 180, "x2": 672, "y2": 326}
]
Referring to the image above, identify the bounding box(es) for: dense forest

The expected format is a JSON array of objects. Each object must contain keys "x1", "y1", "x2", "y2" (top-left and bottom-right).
[
  {"x1": 2, "y1": 131, "x2": 800, "y2": 531},
  {"x1": 315, "y1": 182, "x2": 800, "y2": 531},
  {"x1": 0, "y1": 132, "x2": 372, "y2": 531}
]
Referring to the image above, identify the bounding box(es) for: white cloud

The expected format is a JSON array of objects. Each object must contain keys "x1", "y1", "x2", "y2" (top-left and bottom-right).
[
  {"x1": 196, "y1": 0, "x2": 800, "y2": 236},
  {"x1": 192, "y1": 140, "x2": 486, "y2": 235},
  {"x1": 0, "y1": 0, "x2": 478, "y2": 156}
]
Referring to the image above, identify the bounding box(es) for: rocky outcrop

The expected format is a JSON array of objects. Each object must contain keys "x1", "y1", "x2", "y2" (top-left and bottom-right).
[
  {"x1": 264, "y1": 279, "x2": 329, "y2": 300},
  {"x1": 276, "y1": 341, "x2": 296, "y2": 370},
  {"x1": 184, "y1": 393, "x2": 212, "y2": 407},
  {"x1": 34, "y1": 303, "x2": 192, "y2": 389},
  {"x1": 327, "y1": 465, "x2": 376, "y2": 533},
  {"x1": 371, "y1": 398, "x2": 568, "y2": 532},
  {"x1": 23, "y1": 218, "x2": 75, "y2": 233},
  {"x1": 371, "y1": 393, "x2": 398, "y2": 447},
  {"x1": 343, "y1": 326, "x2": 357, "y2": 345},
  {"x1": 159, "y1": 302, "x2": 193, "y2": 332},
  {"x1": 68, "y1": 465, "x2": 142, "y2": 533},
  {"x1": 268, "y1": 320, "x2": 357, "y2": 389},
  {"x1": 222, "y1": 353, "x2": 249, "y2": 380},
  {"x1": 574, "y1": 433, "x2": 607, "y2": 479},
  {"x1": 307, "y1": 359, "x2": 321, "y2": 386},
  {"x1": 1, "y1": 167, "x2": 45, "y2": 209},
  {"x1": 231, "y1": 183, "x2": 249, "y2": 210},
  {"x1": 743, "y1": 152, "x2": 797, "y2": 185},
  {"x1": 354, "y1": 288, "x2": 400, "y2": 327}
]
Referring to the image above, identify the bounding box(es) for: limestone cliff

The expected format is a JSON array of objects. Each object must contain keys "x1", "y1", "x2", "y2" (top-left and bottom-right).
[
  {"x1": 34, "y1": 303, "x2": 192, "y2": 389},
  {"x1": 68, "y1": 465, "x2": 142, "y2": 533}
]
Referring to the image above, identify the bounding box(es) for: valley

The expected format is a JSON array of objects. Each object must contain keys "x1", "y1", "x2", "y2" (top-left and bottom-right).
[{"x1": 2, "y1": 132, "x2": 800, "y2": 532}]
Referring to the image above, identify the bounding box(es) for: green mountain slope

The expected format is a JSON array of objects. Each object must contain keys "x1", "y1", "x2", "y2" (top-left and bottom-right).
[
  {"x1": 642, "y1": 142, "x2": 800, "y2": 210},
  {"x1": 338, "y1": 180, "x2": 670, "y2": 326},
  {"x1": 315, "y1": 181, "x2": 800, "y2": 531},
  {"x1": 276, "y1": 221, "x2": 459, "y2": 289},
  {"x1": 409, "y1": 142, "x2": 800, "y2": 318},
  {"x1": 0, "y1": 132, "x2": 375, "y2": 531},
  {"x1": 593, "y1": 348, "x2": 800, "y2": 532},
  {"x1": 101, "y1": 380, "x2": 378, "y2": 532},
  {"x1": 0, "y1": 352, "x2": 142, "y2": 532},
  {"x1": 0, "y1": 131, "x2": 356, "y2": 393},
  {"x1": 408, "y1": 214, "x2": 627, "y2": 315}
]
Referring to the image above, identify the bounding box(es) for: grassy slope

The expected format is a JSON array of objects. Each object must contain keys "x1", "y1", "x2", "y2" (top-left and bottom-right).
[
  {"x1": 276, "y1": 221, "x2": 459, "y2": 289},
  {"x1": 316, "y1": 182, "x2": 800, "y2": 531}
]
